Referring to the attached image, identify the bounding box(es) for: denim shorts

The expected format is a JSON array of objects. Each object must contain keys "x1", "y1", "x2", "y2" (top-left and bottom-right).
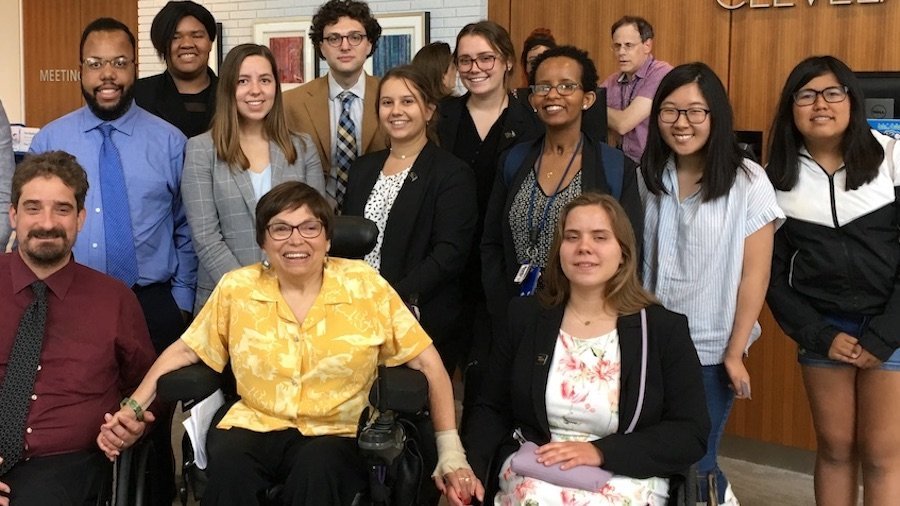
[{"x1": 798, "y1": 313, "x2": 900, "y2": 371}]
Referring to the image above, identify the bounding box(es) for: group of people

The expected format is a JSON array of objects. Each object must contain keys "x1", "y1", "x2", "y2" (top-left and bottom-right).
[{"x1": 0, "y1": 1, "x2": 898, "y2": 506}]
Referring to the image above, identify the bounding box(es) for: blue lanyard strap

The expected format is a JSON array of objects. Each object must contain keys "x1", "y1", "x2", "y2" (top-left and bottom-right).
[{"x1": 526, "y1": 134, "x2": 584, "y2": 247}]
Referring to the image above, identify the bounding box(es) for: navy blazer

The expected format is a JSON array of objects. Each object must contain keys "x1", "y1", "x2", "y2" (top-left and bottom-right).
[
  {"x1": 342, "y1": 141, "x2": 478, "y2": 348},
  {"x1": 463, "y1": 298, "x2": 709, "y2": 497}
]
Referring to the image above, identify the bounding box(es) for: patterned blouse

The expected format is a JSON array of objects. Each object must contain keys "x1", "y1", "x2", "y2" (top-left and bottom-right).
[
  {"x1": 495, "y1": 329, "x2": 670, "y2": 505},
  {"x1": 181, "y1": 258, "x2": 432, "y2": 437},
  {"x1": 509, "y1": 169, "x2": 583, "y2": 267},
  {"x1": 363, "y1": 167, "x2": 412, "y2": 270}
]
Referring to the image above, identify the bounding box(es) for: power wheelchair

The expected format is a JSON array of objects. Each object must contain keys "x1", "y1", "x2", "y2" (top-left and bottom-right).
[{"x1": 152, "y1": 215, "x2": 439, "y2": 505}]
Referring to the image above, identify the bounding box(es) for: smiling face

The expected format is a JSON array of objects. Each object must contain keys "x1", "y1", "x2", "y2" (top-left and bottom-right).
[
  {"x1": 611, "y1": 23, "x2": 651, "y2": 78},
  {"x1": 456, "y1": 34, "x2": 508, "y2": 97},
  {"x1": 262, "y1": 204, "x2": 329, "y2": 284},
  {"x1": 168, "y1": 15, "x2": 212, "y2": 79},
  {"x1": 10, "y1": 175, "x2": 85, "y2": 273},
  {"x1": 319, "y1": 16, "x2": 372, "y2": 82},
  {"x1": 658, "y1": 82, "x2": 711, "y2": 161},
  {"x1": 80, "y1": 29, "x2": 136, "y2": 121},
  {"x1": 378, "y1": 77, "x2": 435, "y2": 145},
  {"x1": 234, "y1": 55, "x2": 276, "y2": 124},
  {"x1": 559, "y1": 204, "x2": 623, "y2": 292},
  {"x1": 529, "y1": 56, "x2": 595, "y2": 130},
  {"x1": 792, "y1": 72, "x2": 851, "y2": 147}
]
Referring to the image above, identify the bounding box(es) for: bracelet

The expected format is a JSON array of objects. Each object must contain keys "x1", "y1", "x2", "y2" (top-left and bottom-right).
[{"x1": 120, "y1": 397, "x2": 145, "y2": 422}]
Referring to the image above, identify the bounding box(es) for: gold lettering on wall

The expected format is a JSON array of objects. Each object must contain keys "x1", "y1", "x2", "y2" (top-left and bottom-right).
[{"x1": 39, "y1": 69, "x2": 81, "y2": 82}]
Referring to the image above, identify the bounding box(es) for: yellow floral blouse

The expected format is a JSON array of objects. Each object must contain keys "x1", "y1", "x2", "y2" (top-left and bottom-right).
[{"x1": 181, "y1": 258, "x2": 432, "y2": 437}]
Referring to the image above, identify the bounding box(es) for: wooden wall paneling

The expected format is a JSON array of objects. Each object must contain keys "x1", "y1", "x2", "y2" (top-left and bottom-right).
[
  {"x1": 23, "y1": 0, "x2": 139, "y2": 127},
  {"x1": 23, "y1": 0, "x2": 84, "y2": 126},
  {"x1": 487, "y1": 0, "x2": 511, "y2": 34}
]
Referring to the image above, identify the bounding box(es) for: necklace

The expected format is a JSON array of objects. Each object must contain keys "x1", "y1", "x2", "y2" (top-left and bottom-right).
[
  {"x1": 568, "y1": 306, "x2": 606, "y2": 326},
  {"x1": 390, "y1": 146, "x2": 424, "y2": 160}
]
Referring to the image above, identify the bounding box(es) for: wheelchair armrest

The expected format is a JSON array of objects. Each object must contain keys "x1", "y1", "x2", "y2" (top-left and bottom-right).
[
  {"x1": 157, "y1": 363, "x2": 223, "y2": 404},
  {"x1": 369, "y1": 366, "x2": 429, "y2": 414}
]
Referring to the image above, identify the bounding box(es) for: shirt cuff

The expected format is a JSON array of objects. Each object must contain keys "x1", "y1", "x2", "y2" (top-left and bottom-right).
[{"x1": 172, "y1": 285, "x2": 195, "y2": 313}]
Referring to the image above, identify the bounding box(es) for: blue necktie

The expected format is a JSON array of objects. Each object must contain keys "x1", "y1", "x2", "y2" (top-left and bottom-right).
[
  {"x1": 334, "y1": 91, "x2": 358, "y2": 212},
  {"x1": 98, "y1": 124, "x2": 139, "y2": 286}
]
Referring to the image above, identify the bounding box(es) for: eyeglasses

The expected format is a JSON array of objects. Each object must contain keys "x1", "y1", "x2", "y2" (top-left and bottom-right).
[
  {"x1": 611, "y1": 42, "x2": 641, "y2": 53},
  {"x1": 323, "y1": 32, "x2": 366, "y2": 48},
  {"x1": 530, "y1": 83, "x2": 582, "y2": 97},
  {"x1": 266, "y1": 220, "x2": 324, "y2": 241},
  {"x1": 456, "y1": 54, "x2": 498, "y2": 72},
  {"x1": 792, "y1": 86, "x2": 848, "y2": 107},
  {"x1": 658, "y1": 107, "x2": 710, "y2": 124},
  {"x1": 82, "y1": 57, "x2": 133, "y2": 72}
]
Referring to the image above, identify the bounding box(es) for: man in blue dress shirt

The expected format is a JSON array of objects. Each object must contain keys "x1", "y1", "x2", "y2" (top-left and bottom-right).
[{"x1": 29, "y1": 18, "x2": 195, "y2": 506}]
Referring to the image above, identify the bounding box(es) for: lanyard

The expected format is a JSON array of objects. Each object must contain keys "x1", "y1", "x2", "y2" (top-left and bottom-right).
[
  {"x1": 526, "y1": 134, "x2": 584, "y2": 247},
  {"x1": 618, "y1": 56, "x2": 653, "y2": 108}
]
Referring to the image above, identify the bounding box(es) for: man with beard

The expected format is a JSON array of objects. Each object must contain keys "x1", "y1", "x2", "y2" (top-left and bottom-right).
[
  {"x1": 0, "y1": 151, "x2": 156, "y2": 506},
  {"x1": 134, "y1": 1, "x2": 218, "y2": 138},
  {"x1": 29, "y1": 18, "x2": 195, "y2": 505}
]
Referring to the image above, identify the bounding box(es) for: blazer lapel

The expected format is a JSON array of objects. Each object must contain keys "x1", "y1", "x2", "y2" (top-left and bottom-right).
[
  {"x1": 616, "y1": 311, "x2": 643, "y2": 431},
  {"x1": 228, "y1": 159, "x2": 257, "y2": 216},
  {"x1": 269, "y1": 140, "x2": 290, "y2": 186},
  {"x1": 361, "y1": 74, "x2": 383, "y2": 154},
  {"x1": 438, "y1": 96, "x2": 464, "y2": 152},
  {"x1": 531, "y1": 305, "x2": 565, "y2": 437},
  {"x1": 305, "y1": 78, "x2": 332, "y2": 168}
]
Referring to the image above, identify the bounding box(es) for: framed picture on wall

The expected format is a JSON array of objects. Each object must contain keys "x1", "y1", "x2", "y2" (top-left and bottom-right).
[
  {"x1": 364, "y1": 12, "x2": 430, "y2": 77},
  {"x1": 210, "y1": 22, "x2": 224, "y2": 74},
  {"x1": 253, "y1": 18, "x2": 315, "y2": 90}
]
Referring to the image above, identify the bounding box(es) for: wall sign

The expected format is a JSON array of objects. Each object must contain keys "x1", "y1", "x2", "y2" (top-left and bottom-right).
[
  {"x1": 39, "y1": 69, "x2": 80, "y2": 82},
  {"x1": 717, "y1": 0, "x2": 883, "y2": 9}
]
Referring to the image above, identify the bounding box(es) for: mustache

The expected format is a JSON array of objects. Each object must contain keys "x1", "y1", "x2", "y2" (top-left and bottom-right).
[{"x1": 28, "y1": 228, "x2": 66, "y2": 240}]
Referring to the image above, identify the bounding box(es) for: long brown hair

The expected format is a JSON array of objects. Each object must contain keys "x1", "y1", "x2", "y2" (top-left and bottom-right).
[
  {"x1": 538, "y1": 193, "x2": 657, "y2": 314},
  {"x1": 454, "y1": 20, "x2": 515, "y2": 92},
  {"x1": 376, "y1": 65, "x2": 440, "y2": 145},
  {"x1": 211, "y1": 43, "x2": 297, "y2": 170}
]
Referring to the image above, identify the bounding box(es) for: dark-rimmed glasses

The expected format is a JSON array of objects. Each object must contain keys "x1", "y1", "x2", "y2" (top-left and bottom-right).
[
  {"x1": 266, "y1": 221, "x2": 324, "y2": 241},
  {"x1": 82, "y1": 57, "x2": 133, "y2": 72},
  {"x1": 530, "y1": 83, "x2": 582, "y2": 96},
  {"x1": 456, "y1": 54, "x2": 497, "y2": 72},
  {"x1": 792, "y1": 86, "x2": 848, "y2": 107},
  {"x1": 658, "y1": 107, "x2": 710, "y2": 125},
  {"x1": 323, "y1": 32, "x2": 366, "y2": 48}
]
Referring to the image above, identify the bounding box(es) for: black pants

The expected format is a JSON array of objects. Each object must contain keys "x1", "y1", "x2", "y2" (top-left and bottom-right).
[
  {"x1": 203, "y1": 422, "x2": 368, "y2": 506},
  {"x1": 1, "y1": 450, "x2": 109, "y2": 505},
  {"x1": 134, "y1": 281, "x2": 188, "y2": 506}
]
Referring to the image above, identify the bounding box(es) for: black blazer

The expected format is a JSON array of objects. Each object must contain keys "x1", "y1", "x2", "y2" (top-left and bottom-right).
[
  {"x1": 480, "y1": 134, "x2": 644, "y2": 321},
  {"x1": 463, "y1": 299, "x2": 709, "y2": 497},
  {"x1": 437, "y1": 92, "x2": 542, "y2": 157},
  {"x1": 342, "y1": 141, "x2": 478, "y2": 348},
  {"x1": 133, "y1": 68, "x2": 218, "y2": 139}
]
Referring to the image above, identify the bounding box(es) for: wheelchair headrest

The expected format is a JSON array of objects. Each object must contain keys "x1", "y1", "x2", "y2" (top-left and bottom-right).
[{"x1": 330, "y1": 215, "x2": 378, "y2": 259}]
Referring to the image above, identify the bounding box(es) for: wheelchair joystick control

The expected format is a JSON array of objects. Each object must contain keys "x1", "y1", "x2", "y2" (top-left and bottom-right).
[{"x1": 359, "y1": 410, "x2": 406, "y2": 465}]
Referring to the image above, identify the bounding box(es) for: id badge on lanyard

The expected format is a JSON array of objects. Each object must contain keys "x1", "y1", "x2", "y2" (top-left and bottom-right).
[{"x1": 515, "y1": 263, "x2": 541, "y2": 296}]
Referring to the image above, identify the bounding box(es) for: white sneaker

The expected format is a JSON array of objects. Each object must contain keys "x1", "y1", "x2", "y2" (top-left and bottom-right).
[{"x1": 722, "y1": 483, "x2": 740, "y2": 506}]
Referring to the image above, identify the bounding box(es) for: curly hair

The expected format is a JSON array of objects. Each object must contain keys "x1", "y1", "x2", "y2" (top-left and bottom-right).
[
  {"x1": 309, "y1": 0, "x2": 382, "y2": 57},
  {"x1": 528, "y1": 45, "x2": 599, "y2": 92}
]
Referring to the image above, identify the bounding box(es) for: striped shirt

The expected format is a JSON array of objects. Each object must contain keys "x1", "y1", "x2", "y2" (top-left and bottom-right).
[{"x1": 640, "y1": 158, "x2": 784, "y2": 365}]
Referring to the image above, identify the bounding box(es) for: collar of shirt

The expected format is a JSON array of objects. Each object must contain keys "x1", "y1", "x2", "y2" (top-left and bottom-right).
[
  {"x1": 327, "y1": 72, "x2": 367, "y2": 102},
  {"x1": 248, "y1": 261, "x2": 353, "y2": 325},
  {"x1": 77, "y1": 99, "x2": 140, "y2": 137},
  {"x1": 617, "y1": 55, "x2": 657, "y2": 84},
  {"x1": 8, "y1": 251, "x2": 76, "y2": 300}
]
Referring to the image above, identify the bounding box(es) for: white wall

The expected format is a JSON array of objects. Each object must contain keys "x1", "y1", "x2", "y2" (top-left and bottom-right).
[
  {"x1": 0, "y1": 0, "x2": 23, "y2": 123},
  {"x1": 137, "y1": 0, "x2": 488, "y2": 78}
]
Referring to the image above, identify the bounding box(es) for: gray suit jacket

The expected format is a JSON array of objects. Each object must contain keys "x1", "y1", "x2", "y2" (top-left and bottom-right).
[
  {"x1": 181, "y1": 131, "x2": 325, "y2": 310},
  {"x1": 0, "y1": 101, "x2": 15, "y2": 249}
]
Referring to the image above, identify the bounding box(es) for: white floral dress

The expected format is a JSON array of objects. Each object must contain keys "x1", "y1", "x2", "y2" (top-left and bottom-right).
[{"x1": 495, "y1": 329, "x2": 670, "y2": 506}]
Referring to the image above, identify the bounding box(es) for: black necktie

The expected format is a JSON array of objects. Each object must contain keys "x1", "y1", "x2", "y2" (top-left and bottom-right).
[{"x1": 0, "y1": 281, "x2": 48, "y2": 476}]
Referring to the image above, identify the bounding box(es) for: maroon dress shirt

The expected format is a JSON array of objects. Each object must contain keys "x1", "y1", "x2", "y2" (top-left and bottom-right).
[{"x1": 0, "y1": 252, "x2": 155, "y2": 459}]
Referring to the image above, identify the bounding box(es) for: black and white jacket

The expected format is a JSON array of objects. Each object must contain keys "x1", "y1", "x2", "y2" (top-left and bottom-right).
[{"x1": 767, "y1": 131, "x2": 900, "y2": 360}]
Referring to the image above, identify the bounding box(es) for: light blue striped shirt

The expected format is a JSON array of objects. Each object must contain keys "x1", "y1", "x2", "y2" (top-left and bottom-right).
[{"x1": 640, "y1": 158, "x2": 784, "y2": 365}]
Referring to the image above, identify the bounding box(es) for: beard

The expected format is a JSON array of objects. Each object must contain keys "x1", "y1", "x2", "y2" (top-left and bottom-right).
[
  {"x1": 21, "y1": 227, "x2": 72, "y2": 267},
  {"x1": 81, "y1": 82, "x2": 135, "y2": 122}
]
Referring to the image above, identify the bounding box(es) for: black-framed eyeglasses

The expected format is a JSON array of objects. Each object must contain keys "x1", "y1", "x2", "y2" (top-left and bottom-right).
[
  {"x1": 323, "y1": 32, "x2": 366, "y2": 48},
  {"x1": 658, "y1": 107, "x2": 710, "y2": 125},
  {"x1": 456, "y1": 54, "x2": 498, "y2": 72},
  {"x1": 82, "y1": 57, "x2": 133, "y2": 72},
  {"x1": 792, "y1": 86, "x2": 848, "y2": 107},
  {"x1": 530, "y1": 83, "x2": 582, "y2": 97},
  {"x1": 266, "y1": 220, "x2": 324, "y2": 241}
]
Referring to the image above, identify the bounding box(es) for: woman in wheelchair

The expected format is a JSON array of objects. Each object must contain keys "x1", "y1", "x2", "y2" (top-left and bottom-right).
[
  {"x1": 459, "y1": 193, "x2": 710, "y2": 505},
  {"x1": 97, "y1": 181, "x2": 484, "y2": 505}
]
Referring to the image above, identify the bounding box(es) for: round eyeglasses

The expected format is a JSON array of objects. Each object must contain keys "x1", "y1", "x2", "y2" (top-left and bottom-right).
[
  {"x1": 792, "y1": 86, "x2": 848, "y2": 107},
  {"x1": 266, "y1": 221, "x2": 324, "y2": 241},
  {"x1": 658, "y1": 107, "x2": 710, "y2": 125},
  {"x1": 323, "y1": 32, "x2": 366, "y2": 48},
  {"x1": 530, "y1": 83, "x2": 582, "y2": 97},
  {"x1": 456, "y1": 54, "x2": 498, "y2": 72}
]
